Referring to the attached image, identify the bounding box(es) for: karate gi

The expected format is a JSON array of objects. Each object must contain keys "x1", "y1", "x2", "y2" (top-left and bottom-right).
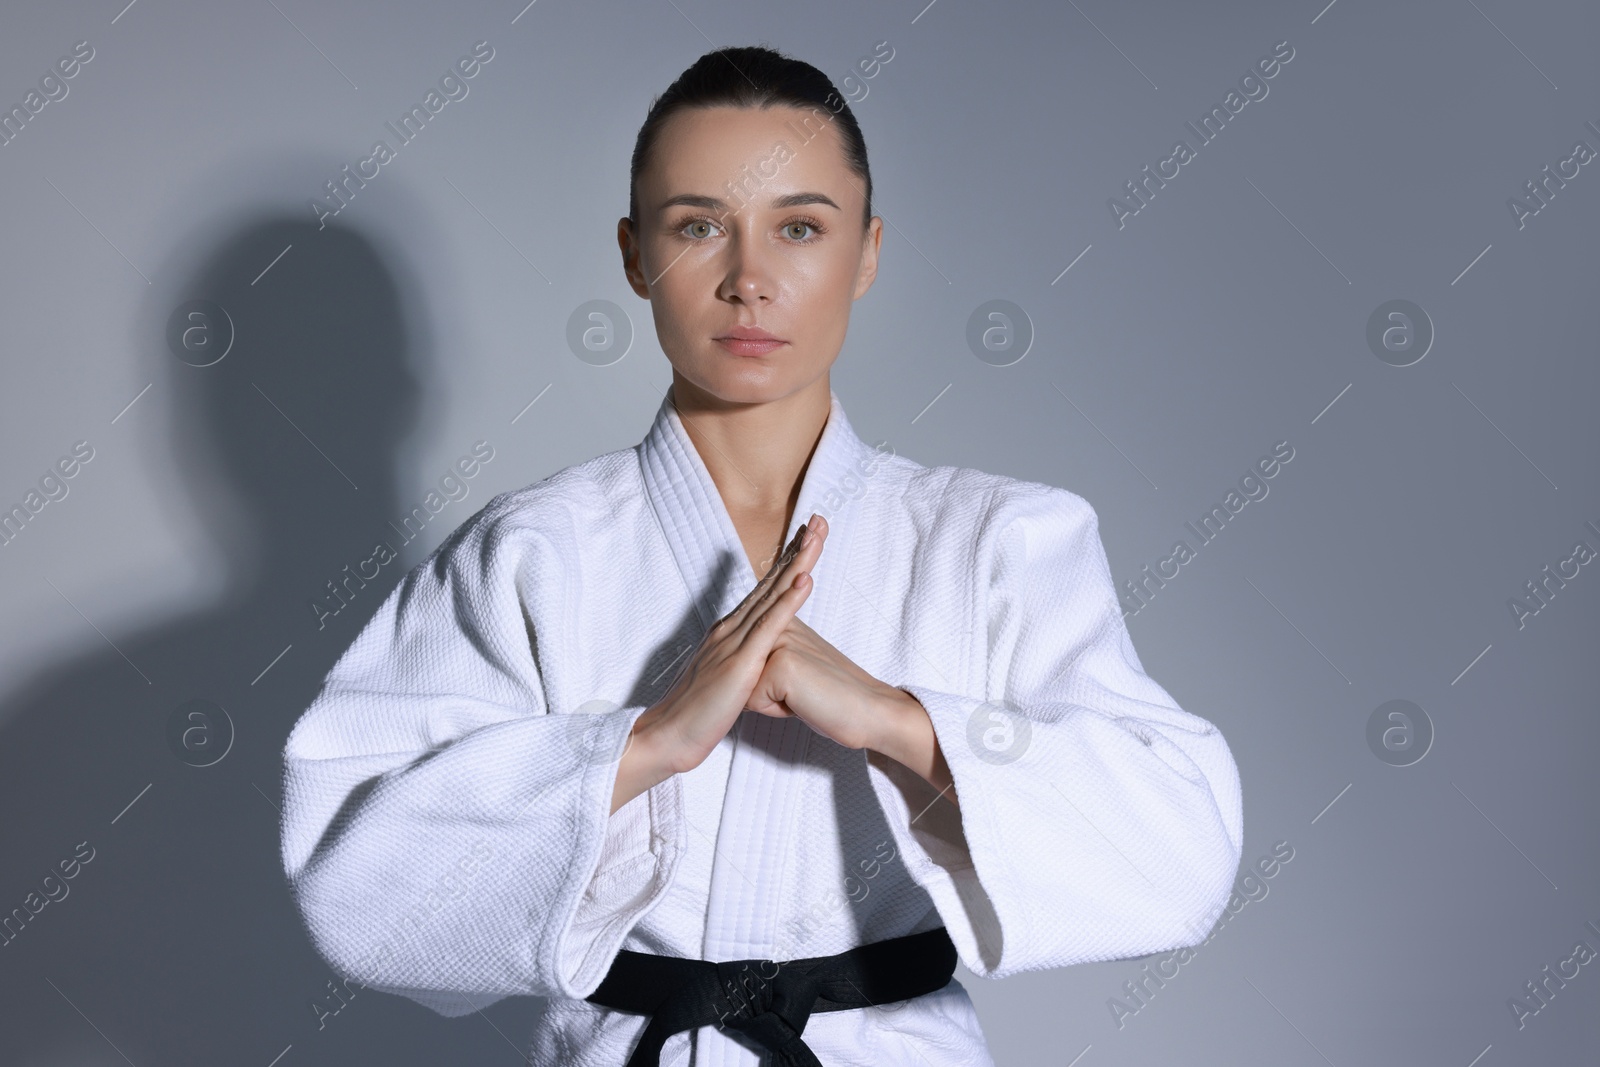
[{"x1": 280, "y1": 387, "x2": 1244, "y2": 1066}]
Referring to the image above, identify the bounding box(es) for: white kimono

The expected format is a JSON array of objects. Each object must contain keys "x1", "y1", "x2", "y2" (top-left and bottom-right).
[{"x1": 280, "y1": 387, "x2": 1244, "y2": 1066}]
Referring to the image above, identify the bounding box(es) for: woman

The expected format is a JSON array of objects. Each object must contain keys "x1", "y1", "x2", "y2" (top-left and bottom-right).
[{"x1": 280, "y1": 45, "x2": 1243, "y2": 1067}]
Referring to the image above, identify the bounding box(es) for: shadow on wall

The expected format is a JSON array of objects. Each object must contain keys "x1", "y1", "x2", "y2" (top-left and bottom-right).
[{"x1": 0, "y1": 216, "x2": 546, "y2": 1065}]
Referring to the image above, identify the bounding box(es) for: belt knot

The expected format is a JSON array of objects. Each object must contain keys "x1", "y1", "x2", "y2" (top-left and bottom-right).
[{"x1": 713, "y1": 958, "x2": 825, "y2": 1067}]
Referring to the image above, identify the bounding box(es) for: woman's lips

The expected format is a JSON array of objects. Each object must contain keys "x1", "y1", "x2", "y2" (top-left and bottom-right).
[{"x1": 714, "y1": 337, "x2": 787, "y2": 356}]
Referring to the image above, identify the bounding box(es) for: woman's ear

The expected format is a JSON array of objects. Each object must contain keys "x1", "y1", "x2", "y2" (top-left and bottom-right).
[
  {"x1": 853, "y1": 216, "x2": 883, "y2": 300},
  {"x1": 617, "y1": 217, "x2": 652, "y2": 299}
]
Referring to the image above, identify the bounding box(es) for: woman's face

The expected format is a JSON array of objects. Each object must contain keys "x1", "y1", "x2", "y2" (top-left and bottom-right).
[{"x1": 620, "y1": 104, "x2": 882, "y2": 406}]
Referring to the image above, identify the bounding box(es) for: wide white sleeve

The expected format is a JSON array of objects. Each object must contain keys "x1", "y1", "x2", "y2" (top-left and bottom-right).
[
  {"x1": 279, "y1": 501, "x2": 685, "y2": 1017},
  {"x1": 866, "y1": 484, "x2": 1243, "y2": 979}
]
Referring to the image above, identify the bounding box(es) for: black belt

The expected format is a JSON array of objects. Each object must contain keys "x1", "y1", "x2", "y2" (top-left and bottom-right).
[{"x1": 584, "y1": 926, "x2": 957, "y2": 1067}]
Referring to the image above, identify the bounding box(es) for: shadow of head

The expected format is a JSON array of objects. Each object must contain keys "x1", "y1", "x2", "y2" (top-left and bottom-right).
[{"x1": 158, "y1": 216, "x2": 428, "y2": 591}]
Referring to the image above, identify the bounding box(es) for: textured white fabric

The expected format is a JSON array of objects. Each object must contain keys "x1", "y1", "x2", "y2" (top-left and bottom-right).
[{"x1": 280, "y1": 387, "x2": 1244, "y2": 1066}]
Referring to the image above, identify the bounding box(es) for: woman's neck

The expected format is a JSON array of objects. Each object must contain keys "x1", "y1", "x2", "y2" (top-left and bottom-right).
[{"x1": 671, "y1": 375, "x2": 831, "y2": 568}]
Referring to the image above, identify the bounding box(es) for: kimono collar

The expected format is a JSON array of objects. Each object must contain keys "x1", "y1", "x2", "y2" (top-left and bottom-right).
[{"x1": 636, "y1": 385, "x2": 875, "y2": 633}]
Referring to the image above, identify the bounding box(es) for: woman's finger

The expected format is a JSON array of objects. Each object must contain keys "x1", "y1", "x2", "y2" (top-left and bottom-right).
[
  {"x1": 747, "y1": 570, "x2": 812, "y2": 645},
  {"x1": 736, "y1": 522, "x2": 826, "y2": 636},
  {"x1": 725, "y1": 523, "x2": 806, "y2": 619},
  {"x1": 724, "y1": 517, "x2": 821, "y2": 630}
]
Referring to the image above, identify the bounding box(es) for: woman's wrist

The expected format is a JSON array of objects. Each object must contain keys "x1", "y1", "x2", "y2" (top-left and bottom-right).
[
  {"x1": 869, "y1": 686, "x2": 958, "y2": 806},
  {"x1": 610, "y1": 707, "x2": 681, "y2": 815},
  {"x1": 880, "y1": 690, "x2": 918, "y2": 763}
]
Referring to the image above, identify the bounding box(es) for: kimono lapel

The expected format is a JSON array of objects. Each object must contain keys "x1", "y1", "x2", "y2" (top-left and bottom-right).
[
  {"x1": 635, "y1": 385, "x2": 873, "y2": 970},
  {"x1": 636, "y1": 384, "x2": 870, "y2": 629}
]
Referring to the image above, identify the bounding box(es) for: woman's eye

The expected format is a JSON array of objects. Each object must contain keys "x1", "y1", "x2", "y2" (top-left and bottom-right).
[{"x1": 676, "y1": 217, "x2": 822, "y2": 242}]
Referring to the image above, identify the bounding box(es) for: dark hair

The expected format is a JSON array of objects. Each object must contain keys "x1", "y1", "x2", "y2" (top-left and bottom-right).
[{"x1": 628, "y1": 45, "x2": 874, "y2": 232}]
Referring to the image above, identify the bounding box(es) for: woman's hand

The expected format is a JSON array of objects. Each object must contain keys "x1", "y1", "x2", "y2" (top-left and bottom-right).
[
  {"x1": 612, "y1": 513, "x2": 825, "y2": 813},
  {"x1": 744, "y1": 613, "x2": 906, "y2": 753},
  {"x1": 745, "y1": 516, "x2": 959, "y2": 806},
  {"x1": 746, "y1": 610, "x2": 957, "y2": 808}
]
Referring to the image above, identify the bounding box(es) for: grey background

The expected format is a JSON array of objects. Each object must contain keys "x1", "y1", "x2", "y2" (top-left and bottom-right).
[{"x1": 1, "y1": 0, "x2": 1596, "y2": 1064}]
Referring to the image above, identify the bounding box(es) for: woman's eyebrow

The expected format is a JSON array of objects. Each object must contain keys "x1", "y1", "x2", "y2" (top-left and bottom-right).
[{"x1": 659, "y1": 191, "x2": 842, "y2": 213}]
